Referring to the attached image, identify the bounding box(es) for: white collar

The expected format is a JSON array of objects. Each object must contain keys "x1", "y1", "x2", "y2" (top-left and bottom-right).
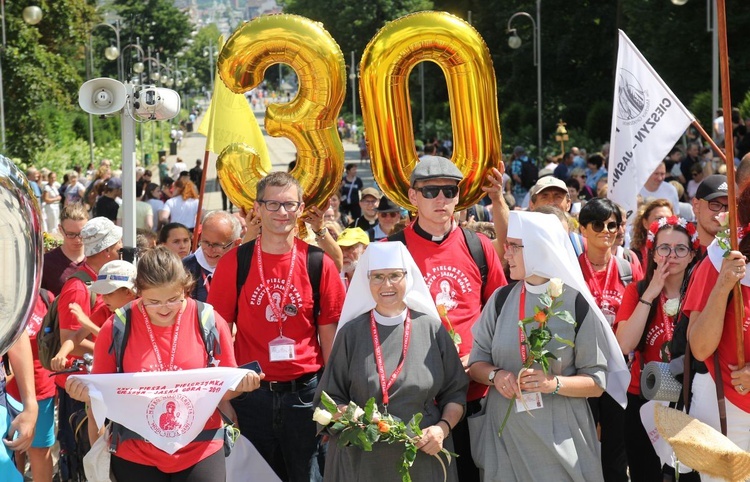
[
  {"x1": 194, "y1": 247, "x2": 216, "y2": 274},
  {"x1": 524, "y1": 280, "x2": 550, "y2": 294},
  {"x1": 373, "y1": 308, "x2": 408, "y2": 326}
]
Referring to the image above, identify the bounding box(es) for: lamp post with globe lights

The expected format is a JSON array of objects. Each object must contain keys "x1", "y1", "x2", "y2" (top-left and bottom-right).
[
  {"x1": 0, "y1": 2, "x2": 43, "y2": 153},
  {"x1": 507, "y1": 0, "x2": 542, "y2": 154}
]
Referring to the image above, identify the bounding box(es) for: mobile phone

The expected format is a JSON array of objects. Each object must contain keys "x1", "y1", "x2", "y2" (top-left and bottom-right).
[{"x1": 240, "y1": 360, "x2": 262, "y2": 374}]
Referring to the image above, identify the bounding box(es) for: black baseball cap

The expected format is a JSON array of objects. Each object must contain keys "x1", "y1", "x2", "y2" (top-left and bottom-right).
[{"x1": 695, "y1": 174, "x2": 729, "y2": 201}]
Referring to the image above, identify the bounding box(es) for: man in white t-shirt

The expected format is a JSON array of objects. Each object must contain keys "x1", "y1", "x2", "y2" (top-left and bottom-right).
[
  {"x1": 171, "y1": 157, "x2": 187, "y2": 181},
  {"x1": 639, "y1": 161, "x2": 680, "y2": 215}
]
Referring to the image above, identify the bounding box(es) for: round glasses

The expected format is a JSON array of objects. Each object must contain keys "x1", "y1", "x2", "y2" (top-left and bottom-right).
[
  {"x1": 142, "y1": 298, "x2": 184, "y2": 309},
  {"x1": 655, "y1": 244, "x2": 691, "y2": 258},
  {"x1": 588, "y1": 220, "x2": 619, "y2": 233}
]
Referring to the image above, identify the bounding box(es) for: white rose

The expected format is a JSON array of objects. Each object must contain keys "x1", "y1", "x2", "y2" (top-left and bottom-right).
[
  {"x1": 548, "y1": 278, "x2": 564, "y2": 298},
  {"x1": 353, "y1": 407, "x2": 365, "y2": 421},
  {"x1": 313, "y1": 407, "x2": 333, "y2": 426},
  {"x1": 716, "y1": 212, "x2": 730, "y2": 228},
  {"x1": 664, "y1": 298, "x2": 680, "y2": 317},
  {"x1": 370, "y1": 409, "x2": 381, "y2": 423}
]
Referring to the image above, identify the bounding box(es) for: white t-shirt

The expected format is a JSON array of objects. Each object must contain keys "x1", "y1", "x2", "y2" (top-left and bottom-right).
[
  {"x1": 639, "y1": 182, "x2": 681, "y2": 215},
  {"x1": 171, "y1": 161, "x2": 187, "y2": 181},
  {"x1": 163, "y1": 196, "x2": 199, "y2": 228}
]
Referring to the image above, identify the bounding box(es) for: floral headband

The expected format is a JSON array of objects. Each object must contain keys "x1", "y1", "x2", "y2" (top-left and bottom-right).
[{"x1": 646, "y1": 215, "x2": 700, "y2": 251}]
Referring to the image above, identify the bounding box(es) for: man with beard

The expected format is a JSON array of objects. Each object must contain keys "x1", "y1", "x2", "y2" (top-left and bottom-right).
[{"x1": 336, "y1": 227, "x2": 370, "y2": 289}]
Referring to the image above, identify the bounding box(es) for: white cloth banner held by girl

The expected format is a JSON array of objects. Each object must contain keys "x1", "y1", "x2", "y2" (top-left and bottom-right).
[{"x1": 70, "y1": 367, "x2": 248, "y2": 455}]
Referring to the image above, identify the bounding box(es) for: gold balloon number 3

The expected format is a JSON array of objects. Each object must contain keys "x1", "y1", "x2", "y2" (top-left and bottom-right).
[
  {"x1": 217, "y1": 14, "x2": 346, "y2": 210},
  {"x1": 360, "y1": 11, "x2": 502, "y2": 211}
]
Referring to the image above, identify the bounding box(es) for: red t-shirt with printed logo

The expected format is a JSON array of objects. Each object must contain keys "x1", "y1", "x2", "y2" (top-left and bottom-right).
[
  {"x1": 208, "y1": 238, "x2": 345, "y2": 382},
  {"x1": 92, "y1": 298, "x2": 237, "y2": 473},
  {"x1": 7, "y1": 293, "x2": 56, "y2": 401},
  {"x1": 578, "y1": 254, "x2": 644, "y2": 317},
  {"x1": 402, "y1": 223, "x2": 507, "y2": 401},
  {"x1": 55, "y1": 265, "x2": 106, "y2": 388},
  {"x1": 683, "y1": 259, "x2": 750, "y2": 412},
  {"x1": 614, "y1": 283, "x2": 676, "y2": 395}
]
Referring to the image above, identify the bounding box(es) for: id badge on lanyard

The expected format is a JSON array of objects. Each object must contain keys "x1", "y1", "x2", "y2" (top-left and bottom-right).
[{"x1": 269, "y1": 335, "x2": 296, "y2": 362}]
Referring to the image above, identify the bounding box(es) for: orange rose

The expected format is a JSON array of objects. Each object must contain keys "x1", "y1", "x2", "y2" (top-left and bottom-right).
[
  {"x1": 534, "y1": 311, "x2": 547, "y2": 324},
  {"x1": 378, "y1": 420, "x2": 390, "y2": 433}
]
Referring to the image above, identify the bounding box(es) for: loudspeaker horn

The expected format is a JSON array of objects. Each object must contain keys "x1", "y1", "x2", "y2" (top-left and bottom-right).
[{"x1": 78, "y1": 78, "x2": 127, "y2": 116}]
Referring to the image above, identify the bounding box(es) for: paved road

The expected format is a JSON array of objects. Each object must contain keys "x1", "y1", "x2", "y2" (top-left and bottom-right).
[{"x1": 170, "y1": 107, "x2": 374, "y2": 212}]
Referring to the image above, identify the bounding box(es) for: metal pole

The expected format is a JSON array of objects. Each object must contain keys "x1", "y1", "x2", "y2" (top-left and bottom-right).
[
  {"x1": 420, "y1": 62, "x2": 425, "y2": 140},
  {"x1": 350, "y1": 51, "x2": 357, "y2": 133},
  {"x1": 87, "y1": 35, "x2": 95, "y2": 165},
  {"x1": 536, "y1": 0, "x2": 543, "y2": 154},
  {"x1": 121, "y1": 83, "x2": 137, "y2": 250}
]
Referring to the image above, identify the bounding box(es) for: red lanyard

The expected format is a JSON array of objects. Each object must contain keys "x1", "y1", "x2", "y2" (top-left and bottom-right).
[
  {"x1": 660, "y1": 293, "x2": 674, "y2": 342},
  {"x1": 584, "y1": 255, "x2": 615, "y2": 304},
  {"x1": 518, "y1": 285, "x2": 528, "y2": 364},
  {"x1": 256, "y1": 235, "x2": 297, "y2": 336},
  {"x1": 139, "y1": 301, "x2": 184, "y2": 371},
  {"x1": 370, "y1": 310, "x2": 411, "y2": 408},
  {"x1": 201, "y1": 271, "x2": 211, "y2": 293}
]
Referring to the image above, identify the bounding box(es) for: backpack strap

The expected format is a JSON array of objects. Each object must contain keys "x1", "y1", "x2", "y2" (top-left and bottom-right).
[
  {"x1": 195, "y1": 300, "x2": 221, "y2": 366},
  {"x1": 573, "y1": 291, "x2": 589, "y2": 337},
  {"x1": 69, "y1": 271, "x2": 97, "y2": 309},
  {"x1": 387, "y1": 229, "x2": 407, "y2": 245},
  {"x1": 306, "y1": 246, "x2": 324, "y2": 324},
  {"x1": 614, "y1": 256, "x2": 633, "y2": 286},
  {"x1": 234, "y1": 240, "x2": 255, "y2": 321},
  {"x1": 39, "y1": 288, "x2": 54, "y2": 309},
  {"x1": 461, "y1": 227, "x2": 488, "y2": 298},
  {"x1": 109, "y1": 305, "x2": 133, "y2": 374},
  {"x1": 494, "y1": 281, "x2": 519, "y2": 315}
]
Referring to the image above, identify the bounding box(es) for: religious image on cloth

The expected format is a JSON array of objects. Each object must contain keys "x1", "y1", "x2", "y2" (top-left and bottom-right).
[{"x1": 70, "y1": 367, "x2": 248, "y2": 454}]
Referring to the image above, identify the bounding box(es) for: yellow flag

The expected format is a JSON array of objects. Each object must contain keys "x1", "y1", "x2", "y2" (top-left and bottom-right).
[{"x1": 197, "y1": 36, "x2": 270, "y2": 167}]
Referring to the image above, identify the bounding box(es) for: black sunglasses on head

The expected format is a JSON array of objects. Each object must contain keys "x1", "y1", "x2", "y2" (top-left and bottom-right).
[
  {"x1": 414, "y1": 185, "x2": 459, "y2": 199},
  {"x1": 588, "y1": 220, "x2": 619, "y2": 233}
]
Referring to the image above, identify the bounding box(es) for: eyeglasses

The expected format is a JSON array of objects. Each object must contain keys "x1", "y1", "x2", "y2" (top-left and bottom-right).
[
  {"x1": 414, "y1": 185, "x2": 459, "y2": 199},
  {"x1": 707, "y1": 200, "x2": 729, "y2": 212},
  {"x1": 503, "y1": 242, "x2": 524, "y2": 254},
  {"x1": 655, "y1": 243, "x2": 691, "y2": 258},
  {"x1": 368, "y1": 270, "x2": 407, "y2": 285},
  {"x1": 200, "y1": 239, "x2": 234, "y2": 251},
  {"x1": 360, "y1": 198, "x2": 378, "y2": 205},
  {"x1": 142, "y1": 298, "x2": 184, "y2": 309},
  {"x1": 60, "y1": 226, "x2": 82, "y2": 239},
  {"x1": 589, "y1": 220, "x2": 619, "y2": 233},
  {"x1": 378, "y1": 211, "x2": 399, "y2": 218},
  {"x1": 258, "y1": 200, "x2": 302, "y2": 212}
]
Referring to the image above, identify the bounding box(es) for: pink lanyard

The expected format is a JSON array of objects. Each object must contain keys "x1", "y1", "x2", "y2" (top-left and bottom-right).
[
  {"x1": 370, "y1": 310, "x2": 411, "y2": 408},
  {"x1": 256, "y1": 235, "x2": 298, "y2": 336},
  {"x1": 139, "y1": 301, "x2": 184, "y2": 371},
  {"x1": 201, "y1": 271, "x2": 211, "y2": 293},
  {"x1": 518, "y1": 285, "x2": 528, "y2": 364},
  {"x1": 583, "y1": 255, "x2": 616, "y2": 304}
]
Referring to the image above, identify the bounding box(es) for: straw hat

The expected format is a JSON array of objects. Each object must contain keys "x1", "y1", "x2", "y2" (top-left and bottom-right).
[{"x1": 654, "y1": 404, "x2": 750, "y2": 481}]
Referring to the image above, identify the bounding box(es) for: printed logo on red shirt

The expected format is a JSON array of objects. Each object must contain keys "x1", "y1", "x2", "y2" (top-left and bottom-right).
[
  {"x1": 424, "y1": 266, "x2": 474, "y2": 311},
  {"x1": 147, "y1": 394, "x2": 195, "y2": 438},
  {"x1": 248, "y1": 281, "x2": 303, "y2": 323}
]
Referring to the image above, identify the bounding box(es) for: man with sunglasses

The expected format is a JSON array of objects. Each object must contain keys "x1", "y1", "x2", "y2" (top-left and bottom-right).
[
  {"x1": 367, "y1": 196, "x2": 402, "y2": 241},
  {"x1": 183, "y1": 211, "x2": 242, "y2": 302},
  {"x1": 208, "y1": 172, "x2": 345, "y2": 482},
  {"x1": 691, "y1": 174, "x2": 730, "y2": 252},
  {"x1": 393, "y1": 155, "x2": 506, "y2": 481}
]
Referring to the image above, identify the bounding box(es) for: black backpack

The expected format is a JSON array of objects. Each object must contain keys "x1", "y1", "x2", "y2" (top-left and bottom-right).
[
  {"x1": 388, "y1": 227, "x2": 489, "y2": 298},
  {"x1": 37, "y1": 272, "x2": 96, "y2": 371},
  {"x1": 235, "y1": 240, "x2": 325, "y2": 322},
  {"x1": 520, "y1": 159, "x2": 539, "y2": 190}
]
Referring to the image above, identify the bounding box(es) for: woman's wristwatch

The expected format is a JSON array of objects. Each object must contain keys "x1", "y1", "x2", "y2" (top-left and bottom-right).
[
  {"x1": 487, "y1": 368, "x2": 502, "y2": 385},
  {"x1": 313, "y1": 227, "x2": 328, "y2": 241}
]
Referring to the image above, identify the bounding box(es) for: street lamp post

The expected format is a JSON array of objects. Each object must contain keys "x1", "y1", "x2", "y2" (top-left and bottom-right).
[
  {"x1": 350, "y1": 51, "x2": 357, "y2": 138},
  {"x1": 671, "y1": 0, "x2": 718, "y2": 139},
  {"x1": 203, "y1": 40, "x2": 218, "y2": 96},
  {"x1": 507, "y1": 0, "x2": 542, "y2": 155},
  {"x1": 0, "y1": 2, "x2": 43, "y2": 153}
]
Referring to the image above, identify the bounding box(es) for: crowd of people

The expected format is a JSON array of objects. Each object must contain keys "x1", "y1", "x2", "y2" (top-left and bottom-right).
[{"x1": 0, "y1": 129, "x2": 748, "y2": 482}]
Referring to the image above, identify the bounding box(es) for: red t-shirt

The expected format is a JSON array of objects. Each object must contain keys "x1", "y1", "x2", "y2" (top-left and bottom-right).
[
  {"x1": 55, "y1": 265, "x2": 106, "y2": 388},
  {"x1": 614, "y1": 283, "x2": 675, "y2": 395},
  {"x1": 93, "y1": 298, "x2": 237, "y2": 473},
  {"x1": 7, "y1": 293, "x2": 56, "y2": 401},
  {"x1": 208, "y1": 238, "x2": 345, "y2": 381},
  {"x1": 402, "y1": 223, "x2": 507, "y2": 401},
  {"x1": 683, "y1": 259, "x2": 750, "y2": 412},
  {"x1": 578, "y1": 253, "x2": 644, "y2": 316}
]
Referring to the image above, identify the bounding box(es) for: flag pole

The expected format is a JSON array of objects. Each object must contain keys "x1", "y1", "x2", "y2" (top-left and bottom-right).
[
  {"x1": 716, "y1": 0, "x2": 744, "y2": 368},
  {"x1": 191, "y1": 149, "x2": 211, "y2": 252},
  {"x1": 691, "y1": 120, "x2": 726, "y2": 164}
]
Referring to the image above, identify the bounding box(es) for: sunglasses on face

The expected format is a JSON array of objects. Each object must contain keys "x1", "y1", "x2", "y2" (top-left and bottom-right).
[
  {"x1": 378, "y1": 211, "x2": 399, "y2": 218},
  {"x1": 415, "y1": 185, "x2": 459, "y2": 199},
  {"x1": 588, "y1": 220, "x2": 619, "y2": 233}
]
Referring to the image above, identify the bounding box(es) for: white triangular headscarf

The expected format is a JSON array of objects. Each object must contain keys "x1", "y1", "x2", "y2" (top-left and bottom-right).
[
  {"x1": 508, "y1": 211, "x2": 629, "y2": 407},
  {"x1": 335, "y1": 242, "x2": 439, "y2": 335}
]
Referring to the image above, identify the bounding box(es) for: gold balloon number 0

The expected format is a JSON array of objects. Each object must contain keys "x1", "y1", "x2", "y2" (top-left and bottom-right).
[
  {"x1": 360, "y1": 11, "x2": 502, "y2": 211},
  {"x1": 218, "y1": 14, "x2": 346, "y2": 211}
]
